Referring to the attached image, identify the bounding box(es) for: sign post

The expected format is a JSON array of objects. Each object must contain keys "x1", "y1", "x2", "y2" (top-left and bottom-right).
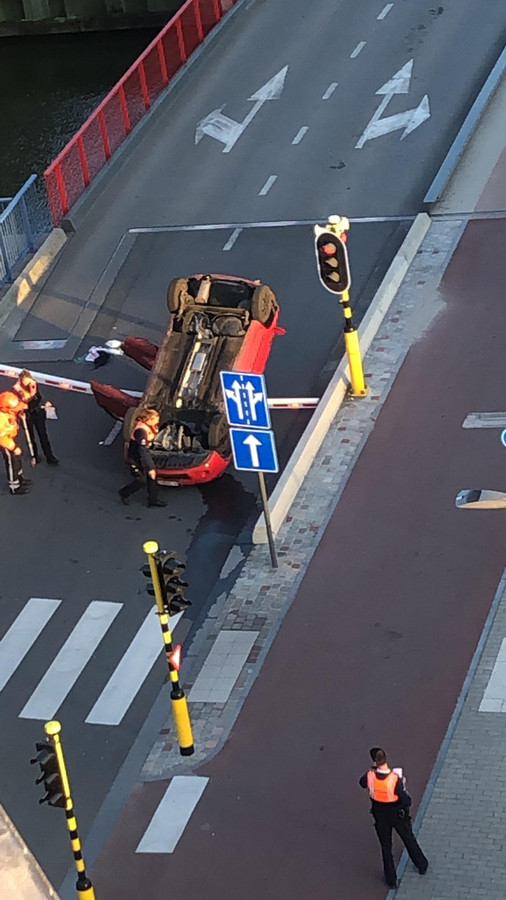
[{"x1": 221, "y1": 372, "x2": 279, "y2": 567}]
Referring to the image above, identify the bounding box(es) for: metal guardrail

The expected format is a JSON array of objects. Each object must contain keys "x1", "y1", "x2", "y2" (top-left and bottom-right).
[
  {"x1": 44, "y1": 0, "x2": 238, "y2": 226},
  {"x1": 0, "y1": 175, "x2": 52, "y2": 287}
]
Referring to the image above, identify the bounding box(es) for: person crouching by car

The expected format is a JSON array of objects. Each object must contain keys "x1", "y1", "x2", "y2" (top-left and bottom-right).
[{"x1": 119, "y1": 407, "x2": 166, "y2": 508}]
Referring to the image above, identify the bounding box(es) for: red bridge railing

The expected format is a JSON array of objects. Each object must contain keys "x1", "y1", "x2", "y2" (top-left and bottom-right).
[{"x1": 44, "y1": 0, "x2": 237, "y2": 226}]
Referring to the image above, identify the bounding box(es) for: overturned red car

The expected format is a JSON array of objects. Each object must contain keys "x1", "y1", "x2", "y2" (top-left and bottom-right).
[{"x1": 91, "y1": 273, "x2": 283, "y2": 486}]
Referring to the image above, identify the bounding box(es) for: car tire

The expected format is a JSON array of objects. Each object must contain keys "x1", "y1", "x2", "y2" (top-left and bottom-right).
[
  {"x1": 208, "y1": 413, "x2": 230, "y2": 454},
  {"x1": 167, "y1": 278, "x2": 190, "y2": 317},
  {"x1": 251, "y1": 285, "x2": 276, "y2": 324}
]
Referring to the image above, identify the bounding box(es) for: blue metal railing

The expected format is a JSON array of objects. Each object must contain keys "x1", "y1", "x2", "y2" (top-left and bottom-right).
[{"x1": 0, "y1": 175, "x2": 52, "y2": 287}]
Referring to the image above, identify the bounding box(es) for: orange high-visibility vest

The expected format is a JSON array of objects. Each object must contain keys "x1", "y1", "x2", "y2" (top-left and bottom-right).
[
  {"x1": 0, "y1": 390, "x2": 27, "y2": 414},
  {"x1": 367, "y1": 769, "x2": 399, "y2": 803},
  {"x1": 0, "y1": 411, "x2": 20, "y2": 453}
]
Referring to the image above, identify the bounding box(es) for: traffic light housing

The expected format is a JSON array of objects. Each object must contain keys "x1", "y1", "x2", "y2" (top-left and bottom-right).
[
  {"x1": 30, "y1": 741, "x2": 65, "y2": 808},
  {"x1": 314, "y1": 227, "x2": 351, "y2": 295},
  {"x1": 142, "y1": 550, "x2": 192, "y2": 614}
]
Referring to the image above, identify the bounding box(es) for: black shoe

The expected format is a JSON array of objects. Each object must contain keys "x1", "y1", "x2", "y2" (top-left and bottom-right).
[
  {"x1": 148, "y1": 499, "x2": 167, "y2": 508},
  {"x1": 418, "y1": 864, "x2": 428, "y2": 875},
  {"x1": 46, "y1": 457, "x2": 59, "y2": 466},
  {"x1": 11, "y1": 485, "x2": 30, "y2": 495},
  {"x1": 20, "y1": 477, "x2": 32, "y2": 486},
  {"x1": 119, "y1": 492, "x2": 129, "y2": 506}
]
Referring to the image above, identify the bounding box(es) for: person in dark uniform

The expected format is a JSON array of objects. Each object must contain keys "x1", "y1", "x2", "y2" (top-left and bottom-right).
[
  {"x1": 119, "y1": 407, "x2": 166, "y2": 508},
  {"x1": 359, "y1": 747, "x2": 428, "y2": 889},
  {"x1": 15, "y1": 370, "x2": 59, "y2": 465}
]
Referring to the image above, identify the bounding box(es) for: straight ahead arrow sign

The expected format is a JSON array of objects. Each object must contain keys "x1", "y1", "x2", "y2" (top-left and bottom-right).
[{"x1": 195, "y1": 66, "x2": 289, "y2": 153}]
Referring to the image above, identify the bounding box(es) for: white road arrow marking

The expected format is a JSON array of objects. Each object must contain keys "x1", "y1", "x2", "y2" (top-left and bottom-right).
[
  {"x1": 225, "y1": 380, "x2": 245, "y2": 419},
  {"x1": 195, "y1": 66, "x2": 288, "y2": 153},
  {"x1": 243, "y1": 434, "x2": 262, "y2": 468},
  {"x1": 355, "y1": 59, "x2": 430, "y2": 149}
]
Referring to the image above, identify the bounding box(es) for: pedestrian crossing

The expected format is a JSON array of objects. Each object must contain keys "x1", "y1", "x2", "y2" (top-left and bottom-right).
[{"x1": 0, "y1": 598, "x2": 183, "y2": 726}]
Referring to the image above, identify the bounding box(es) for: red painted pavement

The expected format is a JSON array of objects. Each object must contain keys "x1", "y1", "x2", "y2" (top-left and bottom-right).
[{"x1": 91, "y1": 209, "x2": 506, "y2": 897}]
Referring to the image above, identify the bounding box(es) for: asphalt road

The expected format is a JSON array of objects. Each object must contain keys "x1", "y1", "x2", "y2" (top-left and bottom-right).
[{"x1": 0, "y1": 0, "x2": 505, "y2": 888}]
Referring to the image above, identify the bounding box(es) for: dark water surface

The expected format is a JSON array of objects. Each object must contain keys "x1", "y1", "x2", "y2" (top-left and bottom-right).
[{"x1": 0, "y1": 29, "x2": 158, "y2": 195}]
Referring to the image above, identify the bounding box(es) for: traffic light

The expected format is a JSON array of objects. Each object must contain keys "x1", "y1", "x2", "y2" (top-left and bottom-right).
[
  {"x1": 30, "y1": 741, "x2": 65, "y2": 808},
  {"x1": 314, "y1": 225, "x2": 351, "y2": 295},
  {"x1": 141, "y1": 550, "x2": 192, "y2": 614}
]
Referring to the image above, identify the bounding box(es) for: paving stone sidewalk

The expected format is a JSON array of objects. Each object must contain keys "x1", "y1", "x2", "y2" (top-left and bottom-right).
[{"x1": 141, "y1": 216, "x2": 463, "y2": 780}]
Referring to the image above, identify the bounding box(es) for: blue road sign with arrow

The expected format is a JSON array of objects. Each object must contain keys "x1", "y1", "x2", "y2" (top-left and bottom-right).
[
  {"x1": 220, "y1": 371, "x2": 271, "y2": 429},
  {"x1": 230, "y1": 428, "x2": 279, "y2": 473}
]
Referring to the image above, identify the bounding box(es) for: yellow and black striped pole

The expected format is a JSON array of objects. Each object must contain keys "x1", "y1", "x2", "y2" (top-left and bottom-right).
[
  {"x1": 44, "y1": 720, "x2": 96, "y2": 900},
  {"x1": 143, "y1": 540, "x2": 194, "y2": 756},
  {"x1": 340, "y1": 288, "x2": 367, "y2": 396},
  {"x1": 325, "y1": 216, "x2": 367, "y2": 397}
]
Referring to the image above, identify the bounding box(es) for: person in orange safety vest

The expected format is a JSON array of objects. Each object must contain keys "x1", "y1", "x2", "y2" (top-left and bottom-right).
[
  {"x1": 118, "y1": 407, "x2": 166, "y2": 508},
  {"x1": 0, "y1": 388, "x2": 35, "y2": 494},
  {"x1": 359, "y1": 747, "x2": 428, "y2": 889}
]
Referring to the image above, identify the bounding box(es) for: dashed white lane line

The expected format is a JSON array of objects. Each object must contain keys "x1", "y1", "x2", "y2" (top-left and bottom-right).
[
  {"x1": 222, "y1": 227, "x2": 242, "y2": 251},
  {"x1": 377, "y1": 3, "x2": 393, "y2": 19},
  {"x1": 350, "y1": 41, "x2": 366, "y2": 58},
  {"x1": 322, "y1": 82, "x2": 338, "y2": 100},
  {"x1": 100, "y1": 419, "x2": 122, "y2": 446},
  {"x1": 479, "y1": 638, "x2": 506, "y2": 712},
  {"x1": 136, "y1": 776, "x2": 209, "y2": 853},
  {"x1": 292, "y1": 126, "x2": 309, "y2": 145},
  {"x1": 0, "y1": 599, "x2": 61, "y2": 692},
  {"x1": 259, "y1": 175, "x2": 278, "y2": 196}
]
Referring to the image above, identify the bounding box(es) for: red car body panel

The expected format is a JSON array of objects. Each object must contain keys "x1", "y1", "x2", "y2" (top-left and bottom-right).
[{"x1": 90, "y1": 276, "x2": 282, "y2": 486}]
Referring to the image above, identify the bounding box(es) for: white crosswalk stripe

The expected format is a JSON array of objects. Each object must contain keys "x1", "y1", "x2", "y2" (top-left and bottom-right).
[
  {"x1": 0, "y1": 598, "x2": 61, "y2": 692},
  {"x1": 86, "y1": 609, "x2": 183, "y2": 726},
  {"x1": 0, "y1": 598, "x2": 186, "y2": 726},
  {"x1": 19, "y1": 601, "x2": 122, "y2": 721}
]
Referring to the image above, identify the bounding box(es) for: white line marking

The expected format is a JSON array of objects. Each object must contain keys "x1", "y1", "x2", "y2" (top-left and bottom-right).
[
  {"x1": 20, "y1": 601, "x2": 122, "y2": 721},
  {"x1": 259, "y1": 175, "x2": 278, "y2": 196},
  {"x1": 0, "y1": 599, "x2": 61, "y2": 692},
  {"x1": 377, "y1": 3, "x2": 393, "y2": 19},
  {"x1": 189, "y1": 630, "x2": 258, "y2": 703},
  {"x1": 479, "y1": 638, "x2": 506, "y2": 712},
  {"x1": 322, "y1": 83, "x2": 338, "y2": 100},
  {"x1": 462, "y1": 413, "x2": 506, "y2": 429},
  {"x1": 137, "y1": 776, "x2": 209, "y2": 853},
  {"x1": 350, "y1": 41, "x2": 366, "y2": 58},
  {"x1": 102, "y1": 419, "x2": 122, "y2": 446},
  {"x1": 292, "y1": 126, "x2": 308, "y2": 145},
  {"x1": 222, "y1": 227, "x2": 242, "y2": 251},
  {"x1": 85, "y1": 610, "x2": 183, "y2": 726}
]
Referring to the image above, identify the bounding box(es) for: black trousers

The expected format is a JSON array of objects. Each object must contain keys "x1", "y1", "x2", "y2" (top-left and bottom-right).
[
  {"x1": 119, "y1": 468, "x2": 158, "y2": 504},
  {"x1": 27, "y1": 409, "x2": 55, "y2": 462},
  {"x1": 2, "y1": 448, "x2": 23, "y2": 492},
  {"x1": 372, "y1": 805, "x2": 428, "y2": 885}
]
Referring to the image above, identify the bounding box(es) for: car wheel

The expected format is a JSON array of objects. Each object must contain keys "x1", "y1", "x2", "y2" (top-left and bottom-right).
[
  {"x1": 167, "y1": 278, "x2": 190, "y2": 317},
  {"x1": 251, "y1": 285, "x2": 276, "y2": 324},
  {"x1": 208, "y1": 413, "x2": 231, "y2": 453}
]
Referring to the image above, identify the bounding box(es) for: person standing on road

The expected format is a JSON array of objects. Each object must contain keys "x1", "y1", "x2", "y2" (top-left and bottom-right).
[
  {"x1": 359, "y1": 747, "x2": 428, "y2": 889},
  {"x1": 14, "y1": 370, "x2": 59, "y2": 466},
  {"x1": 119, "y1": 407, "x2": 166, "y2": 508},
  {"x1": 0, "y1": 389, "x2": 35, "y2": 495}
]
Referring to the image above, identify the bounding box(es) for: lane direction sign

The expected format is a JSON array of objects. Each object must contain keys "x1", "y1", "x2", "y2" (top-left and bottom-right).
[
  {"x1": 195, "y1": 66, "x2": 289, "y2": 153},
  {"x1": 220, "y1": 371, "x2": 271, "y2": 429},
  {"x1": 230, "y1": 428, "x2": 279, "y2": 473},
  {"x1": 355, "y1": 59, "x2": 430, "y2": 149}
]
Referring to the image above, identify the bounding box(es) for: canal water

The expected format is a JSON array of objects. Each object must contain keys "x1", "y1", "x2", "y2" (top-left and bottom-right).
[{"x1": 0, "y1": 29, "x2": 157, "y2": 195}]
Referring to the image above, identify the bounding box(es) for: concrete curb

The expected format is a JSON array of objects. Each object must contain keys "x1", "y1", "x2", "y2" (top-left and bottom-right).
[
  {"x1": 0, "y1": 228, "x2": 67, "y2": 338},
  {"x1": 424, "y1": 43, "x2": 506, "y2": 204},
  {"x1": 253, "y1": 212, "x2": 431, "y2": 544}
]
